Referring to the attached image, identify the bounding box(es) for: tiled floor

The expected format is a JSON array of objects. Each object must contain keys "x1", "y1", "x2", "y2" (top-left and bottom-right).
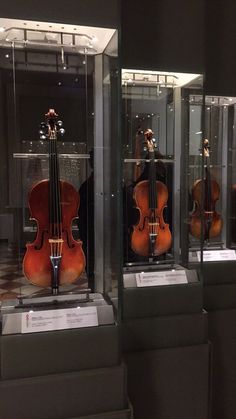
[{"x1": 0, "y1": 242, "x2": 88, "y2": 301}]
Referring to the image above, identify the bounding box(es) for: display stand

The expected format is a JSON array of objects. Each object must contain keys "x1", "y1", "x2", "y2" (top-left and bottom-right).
[
  {"x1": 0, "y1": 295, "x2": 132, "y2": 418},
  {"x1": 203, "y1": 261, "x2": 236, "y2": 419},
  {"x1": 121, "y1": 267, "x2": 210, "y2": 419}
]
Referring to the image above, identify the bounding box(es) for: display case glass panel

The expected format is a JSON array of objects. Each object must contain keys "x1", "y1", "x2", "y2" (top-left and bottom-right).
[
  {"x1": 201, "y1": 95, "x2": 236, "y2": 260},
  {"x1": 0, "y1": 17, "x2": 119, "y2": 333},
  {"x1": 122, "y1": 69, "x2": 204, "y2": 287}
]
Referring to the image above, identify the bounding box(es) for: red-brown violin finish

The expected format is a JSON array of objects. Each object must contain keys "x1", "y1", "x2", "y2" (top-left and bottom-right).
[
  {"x1": 131, "y1": 129, "x2": 172, "y2": 257},
  {"x1": 190, "y1": 139, "x2": 222, "y2": 240},
  {"x1": 23, "y1": 109, "x2": 85, "y2": 293}
]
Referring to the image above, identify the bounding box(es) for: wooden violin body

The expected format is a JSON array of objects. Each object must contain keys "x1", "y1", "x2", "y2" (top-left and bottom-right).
[
  {"x1": 190, "y1": 139, "x2": 222, "y2": 241},
  {"x1": 190, "y1": 178, "x2": 222, "y2": 240},
  {"x1": 131, "y1": 128, "x2": 172, "y2": 257},
  {"x1": 23, "y1": 179, "x2": 85, "y2": 287},
  {"x1": 131, "y1": 179, "x2": 172, "y2": 257}
]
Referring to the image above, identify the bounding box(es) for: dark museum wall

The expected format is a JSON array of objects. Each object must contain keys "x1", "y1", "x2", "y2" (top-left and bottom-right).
[
  {"x1": 1, "y1": 0, "x2": 236, "y2": 96},
  {"x1": 0, "y1": 0, "x2": 120, "y2": 28},
  {"x1": 205, "y1": 0, "x2": 236, "y2": 96},
  {"x1": 2, "y1": 0, "x2": 236, "y2": 95},
  {"x1": 121, "y1": 0, "x2": 205, "y2": 73}
]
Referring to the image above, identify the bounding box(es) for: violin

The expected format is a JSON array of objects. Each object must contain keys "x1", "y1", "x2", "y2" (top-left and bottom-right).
[
  {"x1": 23, "y1": 109, "x2": 86, "y2": 294},
  {"x1": 131, "y1": 129, "x2": 172, "y2": 257},
  {"x1": 190, "y1": 139, "x2": 222, "y2": 240}
]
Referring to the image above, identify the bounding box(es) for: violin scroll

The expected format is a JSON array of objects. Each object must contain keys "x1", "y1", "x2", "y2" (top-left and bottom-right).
[{"x1": 39, "y1": 109, "x2": 65, "y2": 140}]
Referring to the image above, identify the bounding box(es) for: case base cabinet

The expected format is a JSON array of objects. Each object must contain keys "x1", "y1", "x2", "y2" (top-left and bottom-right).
[
  {"x1": 121, "y1": 281, "x2": 210, "y2": 419},
  {"x1": 0, "y1": 324, "x2": 132, "y2": 419},
  {"x1": 71, "y1": 405, "x2": 133, "y2": 419},
  {"x1": 203, "y1": 262, "x2": 236, "y2": 419},
  {"x1": 124, "y1": 343, "x2": 210, "y2": 419}
]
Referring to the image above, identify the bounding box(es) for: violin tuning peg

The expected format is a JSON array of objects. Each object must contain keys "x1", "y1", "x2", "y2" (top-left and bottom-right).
[
  {"x1": 59, "y1": 128, "x2": 65, "y2": 136},
  {"x1": 57, "y1": 120, "x2": 63, "y2": 127},
  {"x1": 40, "y1": 134, "x2": 47, "y2": 140}
]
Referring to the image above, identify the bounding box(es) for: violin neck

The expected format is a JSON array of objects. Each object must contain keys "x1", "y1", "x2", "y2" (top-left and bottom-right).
[
  {"x1": 204, "y1": 155, "x2": 212, "y2": 210},
  {"x1": 49, "y1": 132, "x2": 62, "y2": 234},
  {"x1": 149, "y1": 150, "x2": 157, "y2": 210}
]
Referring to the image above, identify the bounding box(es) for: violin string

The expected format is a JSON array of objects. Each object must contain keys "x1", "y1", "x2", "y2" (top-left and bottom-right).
[
  {"x1": 55, "y1": 134, "x2": 59, "y2": 255},
  {"x1": 152, "y1": 156, "x2": 154, "y2": 235},
  {"x1": 50, "y1": 130, "x2": 56, "y2": 256},
  {"x1": 53, "y1": 134, "x2": 57, "y2": 239},
  {"x1": 52, "y1": 133, "x2": 56, "y2": 254},
  {"x1": 53, "y1": 134, "x2": 56, "y2": 239},
  {"x1": 54, "y1": 134, "x2": 60, "y2": 250},
  {"x1": 151, "y1": 152, "x2": 156, "y2": 236},
  {"x1": 48, "y1": 120, "x2": 62, "y2": 257},
  {"x1": 49, "y1": 130, "x2": 54, "y2": 240},
  {"x1": 54, "y1": 130, "x2": 62, "y2": 241},
  {"x1": 51, "y1": 129, "x2": 57, "y2": 255},
  {"x1": 54, "y1": 127, "x2": 63, "y2": 256}
]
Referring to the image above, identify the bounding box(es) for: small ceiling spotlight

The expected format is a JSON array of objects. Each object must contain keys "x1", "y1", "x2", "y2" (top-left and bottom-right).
[
  {"x1": 5, "y1": 54, "x2": 9, "y2": 59},
  {"x1": 0, "y1": 27, "x2": 5, "y2": 32}
]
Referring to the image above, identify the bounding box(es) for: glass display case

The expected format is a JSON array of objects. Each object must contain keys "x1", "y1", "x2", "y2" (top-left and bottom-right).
[
  {"x1": 122, "y1": 69, "x2": 204, "y2": 292},
  {"x1": 0, "y1": 17, "x2": 120, "y2": 333},
  {"x1": 201, "y1": 95, "x2": 236, "y2": 260}
]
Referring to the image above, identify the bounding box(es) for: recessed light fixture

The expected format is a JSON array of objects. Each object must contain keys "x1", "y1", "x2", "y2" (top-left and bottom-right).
[
  {"x1": 0, "y1": 27, "x2": 5, "y2": 32},
  {"x1": 5, "y1": 54, "x2": 9, "y2": 58}
]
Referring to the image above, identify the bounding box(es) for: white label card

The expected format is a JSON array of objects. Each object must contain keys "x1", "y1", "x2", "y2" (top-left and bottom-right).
[
  {"x1": 197, "y1": 249, "x2": 236, "y2": 262},
  {"x1": 21, "y1": 306, "x2": 98, "y2": 334},
  {"x1": 136, "y1": 270, "x2": 188, "y2": 287}
]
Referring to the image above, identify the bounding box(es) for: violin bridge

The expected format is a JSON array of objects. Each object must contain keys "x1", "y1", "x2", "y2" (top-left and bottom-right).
[{"x1": 49, "y1": 238, "x2": 64, "y2": 257}]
